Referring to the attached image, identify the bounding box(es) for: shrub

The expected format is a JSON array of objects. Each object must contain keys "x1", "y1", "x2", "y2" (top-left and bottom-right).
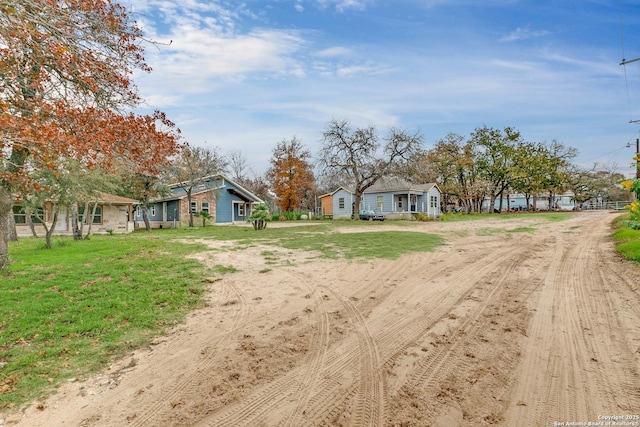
[{"x1": 248, "y1": 204, "x2": 270, "y2": 230}]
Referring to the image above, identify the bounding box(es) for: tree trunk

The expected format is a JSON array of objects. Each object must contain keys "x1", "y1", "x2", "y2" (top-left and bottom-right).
[
  {"x1": 8, "y1": 209, "x2": 18, "y2": 242},
  {"x1": 142, "y1": 194, "x2": 151, "y2": 231},
  {"x1": 0, "y1": 186, "x2": 12, "y2": 270},
  {"x1": 85, "y1": 201, "x2": 98, "y2": 238},
  {"x1": 72, "y1": 202, "x2": 82, "y2": 240},
  {"x1": 489, "y1": 194, "x2": 497, "y2": 213},
  {"x1": 44, "y1": 205, "x2": 59, "y2": 249},
  {"x1": 26, "y1": 208, "x2": 38, "y2": 237},
  {"x1": 1, "y1": 147, "x2": 30, "y2": 270},
  {"x1": 187, "y1": 191, "x2": 194, "y2": 227},
  {"x1": 354, "y1": 192, "x2": 362, "y2": 219}
]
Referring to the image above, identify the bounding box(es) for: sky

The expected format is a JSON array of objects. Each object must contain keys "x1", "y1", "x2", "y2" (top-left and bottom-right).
[{"x1": 128, "y1": 0, "x2": 640, "y2": 178}]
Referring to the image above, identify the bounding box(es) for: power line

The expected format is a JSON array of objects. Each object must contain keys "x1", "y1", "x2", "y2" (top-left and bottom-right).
[{"x1": 619, "y1": 0, "x2": 640, "y2": 123}]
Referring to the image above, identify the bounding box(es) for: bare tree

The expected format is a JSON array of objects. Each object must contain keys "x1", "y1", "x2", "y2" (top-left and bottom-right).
[
  {"x1": 318, "y1": 119, "x2": 423, "y2": 218},
  {"x1": 167, "y1": 145, "x2": 228, "y2": 227},
  {"x1": 227, "y1": 149, "x2": 250, "y2": 184}
]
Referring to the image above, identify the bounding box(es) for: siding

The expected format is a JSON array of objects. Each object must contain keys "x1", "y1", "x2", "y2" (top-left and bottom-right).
[
  {"x1": 361, "y1": 193, "x2": 392, "y2": 212},
  {"x1": 215, "y1": 184, "x2": 254, "y2": 223},
  {"x1": 332, "y1": 189, "x2": 354, "y2": 218},
  {"x1": 320, "y1": 195, "x2": 333, "y2": 216}
]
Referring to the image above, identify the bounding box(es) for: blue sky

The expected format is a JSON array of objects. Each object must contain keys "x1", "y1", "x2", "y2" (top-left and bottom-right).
[{"x1": 129, "y1": 0, "x2": 640, "y2": 178}]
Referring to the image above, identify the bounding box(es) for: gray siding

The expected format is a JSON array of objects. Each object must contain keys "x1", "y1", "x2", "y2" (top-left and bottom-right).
[{"x1": 332, "y1": 189, "x2": 354, "y2": 218}]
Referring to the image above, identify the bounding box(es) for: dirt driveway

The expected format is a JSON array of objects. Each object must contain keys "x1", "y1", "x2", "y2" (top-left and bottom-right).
[{"x1": 4, "y1": 210, "x2": 640, "y2": 426}]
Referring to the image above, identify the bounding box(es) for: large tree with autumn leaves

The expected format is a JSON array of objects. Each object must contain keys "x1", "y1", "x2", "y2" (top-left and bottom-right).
[
  {"x1": 267, "y1": 137, "x2": 316, "y2": 213},
  {"x1": 0, "y1": 0, "x2": 180, "y2": 269}
]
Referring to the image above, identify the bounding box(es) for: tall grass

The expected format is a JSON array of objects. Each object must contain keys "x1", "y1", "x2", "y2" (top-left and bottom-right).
[{"x1": 614, "y1": 217, "x2": 640, "y2": 262}]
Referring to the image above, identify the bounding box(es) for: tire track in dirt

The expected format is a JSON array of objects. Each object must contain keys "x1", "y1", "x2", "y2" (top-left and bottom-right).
[
  {"x1": 292, "y1": 235, "x2": 537, "y2": 426},
  {"x1": 505, "y1": 212, "x2": 640, "y2": 426},
  {"x1": 321, "y1": 286, "x2": 385, "y2": 427},
  {"x1": 294, "y1": 240, "x2": 526, "y2": 425},
  {"x1": 194, "y1": 272, "x2": 332, "y2": 427},
  {"x1": 572, "y1": 225, "x2": 640, "y2": 414},
  {"x1": 392, "y1": 241, "x2": 530, "y2": 392},
  {"x1": 380, "y1": 232, "x2": 551, "y2": 425},
  {"x1": 372, "y1": 241, "x2": 531, "y2": 364},
  {"x1": 279, "y1": 273, "x2": 332, "y2": 427},
  {"x1": 128, "y1": 280, "x2": 250, "y2": 427}
]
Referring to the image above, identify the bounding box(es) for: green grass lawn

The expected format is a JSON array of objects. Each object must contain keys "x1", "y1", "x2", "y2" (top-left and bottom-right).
[
  {"x1": 614, "y1": 216, "x2": 640, "y2": 262},
  {"x1": 0, "y1": 223, "x2": 444, "y2": 410},
  {"x1": 440, "y1": 211, "x2": 573, "y2": 223}
]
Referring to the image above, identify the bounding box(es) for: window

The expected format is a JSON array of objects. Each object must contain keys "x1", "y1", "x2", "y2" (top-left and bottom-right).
[
  {"x1": 190, "y1": 201, "x2": 197, "y2": 213},
  {"x1": 13, "y1": 206, "x2": 44, "y2": 224},
  {"x1": 78, "y1": 205, "x2": 102, "y2": 224},
  {"x1": 150, "y1": 206, "x2": 156, "y2": 217},
  {"x1": 238, "y1": 204, "x2": 245, "y2": 216},
  {"x1": 135, "y1": 205, "x2": 141, "y2": 217},
  {"x1": 430, "y1": 196, "x2": 438, "y2": 208},
  {"x1": 376, "y1": 196, "x2": 383, "y2": 210},
  {"x1": 339, "y1": 197, "x2": 345, "y2": 209},
  {"x1": 201, "y1": 202, "x2": 210, "y2": 214}
]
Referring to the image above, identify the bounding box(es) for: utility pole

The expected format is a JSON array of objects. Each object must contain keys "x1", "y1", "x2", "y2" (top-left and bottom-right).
[
  {"x1": 620, "y1": 57, "x2": 640, "y2": 178},
  {"x1": 636, "y1": 138, "x2": 640, "y2": 179}
]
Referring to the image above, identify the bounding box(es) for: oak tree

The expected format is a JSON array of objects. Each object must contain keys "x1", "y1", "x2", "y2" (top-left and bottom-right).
[
  {"x1": 319, "y1": 119, "x2": 423, "y2": 218},
  {"x1": 0, "y1": 1, "x2": 176, "y2": 268}
]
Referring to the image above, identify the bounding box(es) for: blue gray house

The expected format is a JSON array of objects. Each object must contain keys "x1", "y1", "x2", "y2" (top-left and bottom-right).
[
  {"x1": 320, "y1": 178, "x2": 442, "y2": 219},
  {"x1": 134, "y1": 175, "x2": 264, "y2": 228}
]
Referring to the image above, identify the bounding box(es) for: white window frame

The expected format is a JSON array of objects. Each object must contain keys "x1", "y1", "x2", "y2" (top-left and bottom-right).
[
  {"x1": 238, "y1": 203, "x2": 245, "y2": 216},
  {"x1": 201, "y1": 201, "x2": 210, "y2": 213},
  {"x1": 339, "y1": 197, "x2": 345, "y2": 209},
  {"x1": 190, "y1": 201, "x2": 198, "y2": 213}
]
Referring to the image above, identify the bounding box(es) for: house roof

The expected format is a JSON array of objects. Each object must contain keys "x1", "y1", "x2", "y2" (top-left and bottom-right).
[
  {"x1": 319, "y1": 186, "x2": 353, "y2": 198},
  {"x1": 159, "y1": 174, "x2": 264, "y2": 204},
  {"x1": 363, "y1": 178, "x2": 439, "y2": 194},
  {"x1": 322, "y1": 179, "x2": 441, "y2": 197},
  {"x1": 224, "y1": 176, "x2": 265, "y2": 204},
  {"x1": 98, "y1": 192, "x2": 140, "y2": 205},
  {"x1": 14, "y1": 192, "x2": 139, "y2": 205}
]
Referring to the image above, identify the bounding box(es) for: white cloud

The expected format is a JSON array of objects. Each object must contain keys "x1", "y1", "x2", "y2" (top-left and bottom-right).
[
  {"x1": 500, "y1": 26, "x2": 551, "y2": 42},
  {"x1": 315, "y1": 46, "x2": 352, "y2": 57},
  {"x1": 336, "y1": 63, "x2": 394, "y2": 77},
  {"x1": 132, "y1": 1, "x2": 309, "y2": 106},
  {"x1": 315, "y1": 0, "x2": 371, "y2": 12}
]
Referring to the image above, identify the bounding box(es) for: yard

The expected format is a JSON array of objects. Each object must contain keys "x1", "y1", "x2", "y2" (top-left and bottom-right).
[{"x1": 2, "y1": 210, "x2": 640, "y2": 426}]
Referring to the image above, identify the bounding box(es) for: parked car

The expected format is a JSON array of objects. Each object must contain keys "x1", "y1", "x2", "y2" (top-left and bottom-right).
[{"x1": 356, "y1": 210, "x2": 385, "y2": 221}]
